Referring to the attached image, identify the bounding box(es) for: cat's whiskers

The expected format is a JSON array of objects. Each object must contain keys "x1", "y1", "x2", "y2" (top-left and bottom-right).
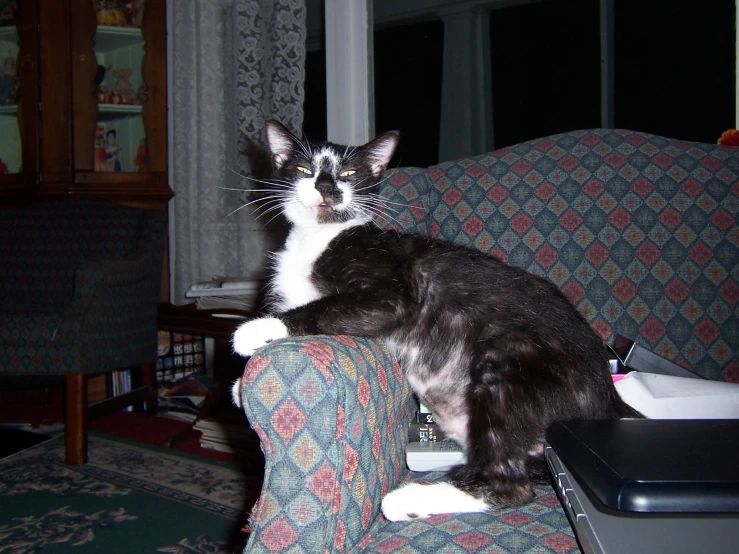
[
  {"x1": 227, "y1": 167, "x2": 294, "y2": 188},
  {"x1": 236, "y1": 178, "x2": 294, "y2": 190},
  {"x1": 343, "y1": 144, "x2": 358, "y2": 162},
  {"x1": 299, "y1": 130, "x2": 314, "y2": 158},
  {"x1": 367, "y1": 193, "x2": 425, "y2": 213},
  {"x1": 226, "y1": 194, "x2": 289, "y2": 218},
  {"x1": 350, "y1": 173, "x2": 386, "y2": 193},
  {"x1": 358, "y1": 206, "x2": 394, "y2": 227},
  {"x1": 352, "y1": 169, "x2": 400, "y2": 194},
  {"x1": 351, "y1": 197, "x2": 401, "y2": 227},
  {"x1": 292, "y1": 143, "x2": 312, "y2": 162},
  {"x1": 253, "y1": 206, "x2": 287, "y2": 224},
  {"x1": 220, "y1": 188, "x2": 291, "y2": 195}
]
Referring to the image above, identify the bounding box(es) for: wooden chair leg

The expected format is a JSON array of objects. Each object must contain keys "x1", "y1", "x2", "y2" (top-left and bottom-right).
[
  {"x1": 141, "y1": 361, "x2": 157, "y2": 415},
  {"x1": 65, "y1": 374, "x2": 88, "y2": 465}
]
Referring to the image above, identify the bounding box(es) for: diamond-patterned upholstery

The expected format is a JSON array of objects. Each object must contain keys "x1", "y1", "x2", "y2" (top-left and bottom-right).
[
  {"x1": 0, "y1": 197, "x2": 167, "y2": 463},
  {"x1": 239, "y1": 130, "x2": 739, "y2": 553}
]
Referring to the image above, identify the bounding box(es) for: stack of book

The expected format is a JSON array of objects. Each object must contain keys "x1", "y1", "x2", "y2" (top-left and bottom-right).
[
  {"x1": 109, "y1": 369, "x2": 132, "y2": 411},
  {"x1": 157, "y1": 374, "x2": 210, "y2": 423},
  {"x1": 408, "y1": 401, "x2": 446, "y2": 443},
  {"x1": 193, "y1": 407, "x2": 260, "y2": 455},
  {"x1": 185, "y1": 277, "x2": 262, "y2": 312},
  {"x1": 406, "y1": 400, "x2": 465, "y2": 471}
]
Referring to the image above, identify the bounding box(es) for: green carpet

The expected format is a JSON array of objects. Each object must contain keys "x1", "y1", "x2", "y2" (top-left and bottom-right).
[{"x1": 0, "y1": 433, "x2": 259, "y2": 553}]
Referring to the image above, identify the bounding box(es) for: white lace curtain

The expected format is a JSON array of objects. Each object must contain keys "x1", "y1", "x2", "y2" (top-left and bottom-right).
[{"x1": 169, "y1": 0, "x2": 306, "y2": 303}]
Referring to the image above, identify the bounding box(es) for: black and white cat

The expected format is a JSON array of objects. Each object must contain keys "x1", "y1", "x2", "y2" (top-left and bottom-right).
[{"x1": 232, "y1": 120, "x2": 639, "y2": 522}]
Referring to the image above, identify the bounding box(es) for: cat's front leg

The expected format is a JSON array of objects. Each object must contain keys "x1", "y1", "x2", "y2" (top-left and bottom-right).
[
  {"x1": 232, "y1": 316, "x2": 289, "y2": 357},
  {"x1": 231, "y1": 316, "x2": 289, "y2": 407}
]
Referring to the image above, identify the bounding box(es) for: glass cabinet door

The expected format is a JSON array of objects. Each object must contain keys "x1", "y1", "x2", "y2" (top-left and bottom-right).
[
  {"x1": 0, "y1": 23, "x2": 21, "y2": 174},
  {"x1": 0, "y1": 1, "x2": 167, "y2": 199},
  {"x1": 93, "y1": 19, "x2": 148, "y2": 174},
  {"x1": 0, "y1": 22, "x2": 23, "y2": 174},
  {"x1": 72, "y1": 0, "x2": 168, "y2": 192},
  {"x1": 0, "y1": 0, "x2": 39, "y2": 185}
]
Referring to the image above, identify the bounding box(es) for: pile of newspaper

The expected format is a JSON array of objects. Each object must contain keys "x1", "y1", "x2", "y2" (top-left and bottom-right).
[{"x1": 185, "y1": 277, "x2": 262, "y2": 311}]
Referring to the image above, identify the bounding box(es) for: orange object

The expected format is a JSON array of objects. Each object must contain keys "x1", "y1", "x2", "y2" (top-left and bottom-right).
[{"x1": 718, "y1": 129, "x2": 739, "y2": 146}]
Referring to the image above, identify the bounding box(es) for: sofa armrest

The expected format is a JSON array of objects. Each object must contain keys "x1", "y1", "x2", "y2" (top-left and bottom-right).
[{"x1": 239, "y1": 335, "x2": 413, "y2": 553}]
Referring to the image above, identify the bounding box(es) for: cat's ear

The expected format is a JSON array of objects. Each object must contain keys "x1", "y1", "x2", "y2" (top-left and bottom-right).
[
  {"x1": 265, "y1": 119, "x2": 295, "y2": 170},
  {"x1": 364, "y1": 131, "x2": 399, "y2": 176}
]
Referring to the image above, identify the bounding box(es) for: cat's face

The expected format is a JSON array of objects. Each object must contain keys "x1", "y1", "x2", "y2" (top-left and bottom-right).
[{"x1": 266, "y1": 120, "x2": 398, "y2": 227}]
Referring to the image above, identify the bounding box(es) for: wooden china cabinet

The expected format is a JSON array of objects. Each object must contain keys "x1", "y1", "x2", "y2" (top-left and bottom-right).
[
  {"x1": 0, "y1": 0, "x2": 172, "y2": 408},
  {"x1": 0, "y1": 0, "x2": 171, "y2": 208}
]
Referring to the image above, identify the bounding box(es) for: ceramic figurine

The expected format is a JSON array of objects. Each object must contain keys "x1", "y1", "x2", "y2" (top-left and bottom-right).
[
  {"x1": 105, "y1": 129, "x2": 122, "y2": 172},
  {"x1": 123, "y1": 1, "x2": 138, "y2": 26},
  {"x1": 0, "y1": 56, "x2": 17, "y2": 105},
  {"x1": 94, "y1": 125, "x2": 108, "y2": 172},
  {"x1": 134, "y1": 138, "x2": 148, "y2": 173},
  {"x1": 97, "y1": 85, "x2": 109, "y2": 103},
  {"x1": 0, "y1": 56, "x2": 14, "y2": 77},
  {"x1": 133, "y1": 0, "x2": 145, "y2": 26},
  {"x1": 112, "y1": 68, "x2": 135, "y2": 104},
  {"x1": 95, "y1": 0, "x2": 126, "y2": 26},
  {"x1": 0, "y1": 1, "x2": 17, "y2": 27}
]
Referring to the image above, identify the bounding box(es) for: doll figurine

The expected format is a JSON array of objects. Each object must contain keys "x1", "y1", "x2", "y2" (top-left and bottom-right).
[
  {"x1": 105, "y1": 129, "x2": 122, "y2": 172},
  {"x1": 0, "y1": 57, "x2": 17, "y2": 105},
  {"x1": 97, "y1": 85, "x2": 109, "y2": 103},
  {"x1": 94, "y1": 125, "x2": 108, "y2": 172}
]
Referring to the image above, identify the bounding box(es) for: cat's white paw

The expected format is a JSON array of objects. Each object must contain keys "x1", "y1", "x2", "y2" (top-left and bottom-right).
[
  {"x1": 381, "y1": 482, "x2": 488, "y2": 522},
  {"x1": 232, "y1": 317, "x2": 289, "y2": 357}
]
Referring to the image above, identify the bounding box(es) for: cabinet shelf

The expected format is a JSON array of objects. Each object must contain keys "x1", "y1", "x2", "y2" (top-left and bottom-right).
[
  {"x1": 0, "y1": 26, "x2": 17, "y2": 41},
  {"x1": 0, "y1": 105, "x2": 18, "y2": 115},
  {"x1": 98, "y1": 103, "x2": 142, "y2": 120},
  {"x1": 94, "y1": 25, "x2": 143, "y2": 52}
]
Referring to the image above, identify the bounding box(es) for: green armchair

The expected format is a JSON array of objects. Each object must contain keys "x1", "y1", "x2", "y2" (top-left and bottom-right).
[{"x1": 0, "y1": 197, "x2": 167, "y2": 464}]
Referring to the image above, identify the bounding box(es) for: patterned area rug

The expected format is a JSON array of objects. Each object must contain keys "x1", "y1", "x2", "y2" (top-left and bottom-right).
[{"x1": 0, "y1": 433, "x2": 261, "y2": 553}]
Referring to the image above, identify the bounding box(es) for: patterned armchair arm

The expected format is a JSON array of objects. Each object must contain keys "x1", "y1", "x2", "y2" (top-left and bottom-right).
[{"x1": 240, "y1": 335, "x2": 413, "y2": 553}]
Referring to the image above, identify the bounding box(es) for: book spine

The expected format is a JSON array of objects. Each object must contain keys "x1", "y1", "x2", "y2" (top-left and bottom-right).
[
  {"x1": 416, "y1": 411, "x2": 435, "y2": 424},
  {"x1": 408, "y1": 422, "x2": 446, "y2": 442}
]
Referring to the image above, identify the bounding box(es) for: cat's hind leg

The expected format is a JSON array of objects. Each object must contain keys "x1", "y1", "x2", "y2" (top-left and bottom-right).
[
  {"x1": 382, "y1": 356, "x2": 541, "y2": 521},
  {"x1": 381, "y1": 442, "x2": 536, "y2": 521},
  {"x1": 444, "y1": 357, "x2": 540, "y2": 509},
  {"x1": 381, "y1": 480, "x2": 488, "y2": 521}
]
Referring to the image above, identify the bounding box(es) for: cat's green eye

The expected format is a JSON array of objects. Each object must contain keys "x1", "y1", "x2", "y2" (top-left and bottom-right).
[
  {"x1": 341, "y1": 169, "x2": 357, "y2": 177},
  {"x1": 297, "y1": 166, "x2": 312, "y2": 174}
]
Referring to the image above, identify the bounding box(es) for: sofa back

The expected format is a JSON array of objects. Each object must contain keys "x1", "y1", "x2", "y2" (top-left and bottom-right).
[
  {"x1": 379, "y1": 129, "x2": 739, "y2": 382},
  {"x1": 0, "y1": 197, "x2": 162, "y2": 311}
]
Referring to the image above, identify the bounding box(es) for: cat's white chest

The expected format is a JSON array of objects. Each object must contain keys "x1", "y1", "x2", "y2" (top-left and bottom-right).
[{"x1": 272, "y1": 222, "x2": 357, "y2": 312}]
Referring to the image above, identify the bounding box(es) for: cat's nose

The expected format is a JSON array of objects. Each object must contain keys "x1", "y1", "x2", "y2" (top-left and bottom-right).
[{"x1": 315, "y1": 174, "x2": 341, "y2": 203}]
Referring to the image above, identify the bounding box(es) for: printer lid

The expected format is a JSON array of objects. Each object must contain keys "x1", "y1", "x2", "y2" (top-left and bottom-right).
[{"x1": 545, "y1": 419, "x2": 739, "y2": 513}]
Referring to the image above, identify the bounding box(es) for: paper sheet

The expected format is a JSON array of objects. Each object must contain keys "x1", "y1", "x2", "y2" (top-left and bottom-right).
[{"x1": 615, "y1": 372, "x2": 739, "y2": 419}]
